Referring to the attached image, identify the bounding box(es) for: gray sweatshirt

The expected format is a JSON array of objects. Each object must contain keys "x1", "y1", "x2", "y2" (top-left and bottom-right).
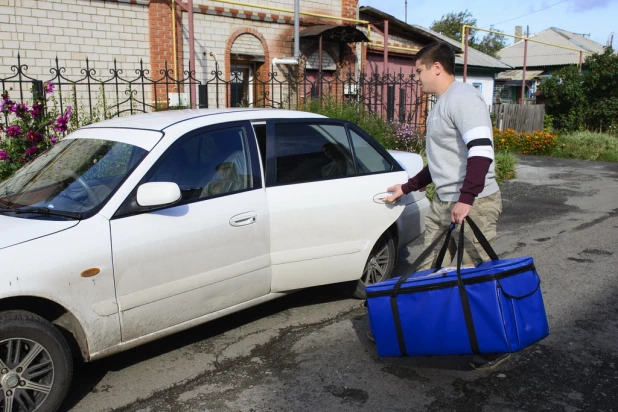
[{"x1": 425, "y1": 81, "x2": 499, "y2": 202}]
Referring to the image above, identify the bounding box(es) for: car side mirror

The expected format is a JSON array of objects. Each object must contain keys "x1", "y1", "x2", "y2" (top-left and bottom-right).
[{"x1": 136, "y1": 182, "x2": 181, "y2": 207}]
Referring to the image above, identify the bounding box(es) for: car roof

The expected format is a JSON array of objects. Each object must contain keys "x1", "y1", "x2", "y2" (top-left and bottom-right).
[{"x1": 82, "y1": 108, "x2": 327, "y2": 131}]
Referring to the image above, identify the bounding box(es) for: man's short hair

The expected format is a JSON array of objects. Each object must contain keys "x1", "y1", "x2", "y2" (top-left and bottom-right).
[{"x1": 414, "y1": 42, "x2": 456, "y2": 75}]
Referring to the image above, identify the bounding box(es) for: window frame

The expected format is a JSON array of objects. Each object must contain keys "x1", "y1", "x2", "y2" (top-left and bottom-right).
[
  {"x1": 264, "y1": 118, "x2": 403, "y2": 188},
  {"x1": 112, "y1": 121, "x2": 262, "y2": 219}
]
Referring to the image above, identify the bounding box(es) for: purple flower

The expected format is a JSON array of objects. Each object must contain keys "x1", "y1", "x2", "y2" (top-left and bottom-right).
[
  {"x1": 6, "y1": 125, "x2": 22, "y2": 138},
  {"x1": 49, "y1": 136, "x2": 58, "y2": 144},
  {"x1": 0, "y1": 151, "x2": 8, "y2": 161},
  {"x1": 0, "y1": 99, "x2": 14, "y2": 113},
  {"x1": 27, "y1": 130, "x2": 42, "y2": 142},
  {"x1": 54, "y1": 107, "x2": 72, "y2": 133},
  {"x1": 30, "y1": 102, "x2": 43, "y2": 118},
  {"x1": 12, "y1": 103, "x2": 29, "y2": 119},
  {"x1": 44, "y1": 81, "x2": 54, "y2": 95},
  {"x1": 25, "y1": 146, "x2": 38, "y2": 157}
]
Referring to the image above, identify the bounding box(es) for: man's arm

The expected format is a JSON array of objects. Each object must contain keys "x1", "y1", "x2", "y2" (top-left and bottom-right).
[
  {"x1": 385, "y1": 166, "x2": 432, "y2": 203},
  {"x1": 450, "y1": 93, "x2": 495, "y2": 222}
]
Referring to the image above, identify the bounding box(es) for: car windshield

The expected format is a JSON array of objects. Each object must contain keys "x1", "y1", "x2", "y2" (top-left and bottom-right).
[{"x1": 0, "y1": 138, "x2": 147, "y2": 217}]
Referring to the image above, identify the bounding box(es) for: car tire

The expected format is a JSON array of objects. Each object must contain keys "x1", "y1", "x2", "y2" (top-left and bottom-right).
[
  {"x1": 350, "y1": 230, "x2": 396, "y2": 300},
  {"x1": 0, "y1": 310, "x2": 73, "y2": 412}
]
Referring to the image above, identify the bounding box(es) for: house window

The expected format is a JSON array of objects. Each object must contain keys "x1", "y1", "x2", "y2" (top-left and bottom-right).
[{"x1": 473, "y1": 82, "x2": 482, "y2": 92}]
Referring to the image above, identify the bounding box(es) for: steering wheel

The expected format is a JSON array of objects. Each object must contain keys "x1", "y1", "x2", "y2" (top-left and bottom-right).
[{"x1": 67, "y1": 172, "x2": 101, "y2": 205}]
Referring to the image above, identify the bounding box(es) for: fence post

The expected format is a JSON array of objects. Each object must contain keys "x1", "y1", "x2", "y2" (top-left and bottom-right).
[
  {"x1": 386, "y1": 85, "x2": 395, "y2": 122},
  {"x1": 399, "y1": 88, "x2": 406, "y2": 123},
  {"x1": 32, "y1": 80, "x2": 44, "y2": 101},
  {"x1": 198, "y1": 84, "x2": 208, "y2": 108}
]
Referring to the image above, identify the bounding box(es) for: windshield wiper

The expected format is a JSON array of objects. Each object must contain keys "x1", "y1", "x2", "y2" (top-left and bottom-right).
[{"x1": 0, "y1": 207, "x2": 81, "y2": 220}]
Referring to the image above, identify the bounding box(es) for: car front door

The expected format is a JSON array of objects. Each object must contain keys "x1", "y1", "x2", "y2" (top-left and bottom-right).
[
  {"x1": 262, "y1": 119, "x2": 409, "y2": 292},
  {"x1": 110, "y1": 122, "x2": 270, "y2": 341}
]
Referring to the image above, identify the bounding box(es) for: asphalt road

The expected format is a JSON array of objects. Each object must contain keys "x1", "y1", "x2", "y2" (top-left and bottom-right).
[{"x1": 66, "y1": 155, "x2": 618, "y2": 412}]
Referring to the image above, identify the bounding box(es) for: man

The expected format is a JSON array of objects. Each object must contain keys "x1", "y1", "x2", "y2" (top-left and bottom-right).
[{"x1": 385, "y1": 42, "x2": 507, "y2": 370}]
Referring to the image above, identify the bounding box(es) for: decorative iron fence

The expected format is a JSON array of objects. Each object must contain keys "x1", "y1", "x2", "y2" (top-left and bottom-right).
[{"x1": 1, "y1": 55, "x2": 433, "y2": 129}]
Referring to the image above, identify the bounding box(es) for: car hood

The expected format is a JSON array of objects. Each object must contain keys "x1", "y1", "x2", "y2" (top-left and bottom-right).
[{"x1": 0, "y1": 214, "x2": 79, "y2": 250}]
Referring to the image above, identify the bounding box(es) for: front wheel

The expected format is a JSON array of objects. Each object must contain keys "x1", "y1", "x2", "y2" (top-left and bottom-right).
[
  {"x1": 351, "y1": 231, "x2": 396, "y2": 299},
  {"x1": 0, "y1": 311, "x2": 73, "y2": 412}
]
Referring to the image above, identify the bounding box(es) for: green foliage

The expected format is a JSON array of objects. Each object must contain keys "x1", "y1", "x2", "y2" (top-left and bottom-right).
[
  {"x1": 494, "y1": 151, "x2": 518, "y2": 180},
  {"x1": 540, "y1": 47, "x2": 618, "y2": 133},
  {"x1": 300, "y1": 97, "x2": 397, "y2": 148},
  {"x1": 551, "y1": 131, "x2": 618, "y2": 162},
  {"x1": 429, "y1": 10, "x2": 507, "y2": 58}
]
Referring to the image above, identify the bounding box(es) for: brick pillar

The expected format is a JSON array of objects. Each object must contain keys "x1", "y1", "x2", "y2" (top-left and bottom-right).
[
  {"x1": 341, "y1": 0, "x2": 359, "y2": 24},
  {"x1": 149, "y1": 0, "x2": 184, "y2": 109}
]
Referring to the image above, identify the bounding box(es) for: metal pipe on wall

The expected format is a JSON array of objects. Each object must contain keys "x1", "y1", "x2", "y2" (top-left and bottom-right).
[{"x1": 521, "y1": 26, "x2": 528, "y2": 106}]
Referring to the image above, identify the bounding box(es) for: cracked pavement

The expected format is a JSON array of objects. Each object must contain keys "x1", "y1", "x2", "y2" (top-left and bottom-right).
[{"x1": 66, "y1": 156, "x2": 618, "y2": 412}]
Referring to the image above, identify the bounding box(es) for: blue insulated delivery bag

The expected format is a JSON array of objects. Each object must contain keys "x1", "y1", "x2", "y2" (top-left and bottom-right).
[{"x1": 366, "y1": 217, "x2": 549, "y2": 357}]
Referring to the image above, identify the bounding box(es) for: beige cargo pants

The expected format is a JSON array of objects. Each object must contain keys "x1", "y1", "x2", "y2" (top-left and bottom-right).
[{"x1": 417, "y1": 191, "x2": 502, "y2": 271}]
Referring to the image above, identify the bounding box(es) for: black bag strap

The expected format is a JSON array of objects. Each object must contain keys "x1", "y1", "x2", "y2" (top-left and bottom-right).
[
  {"x1": 389, "y1": 225, "x2": 453, "y2": 356},
  {"x1": 456, "y1": 220, "x2": 481, "y2": 354},
  {"x1": 465, "y1": 216, "x2": 499, "y2": 261}
]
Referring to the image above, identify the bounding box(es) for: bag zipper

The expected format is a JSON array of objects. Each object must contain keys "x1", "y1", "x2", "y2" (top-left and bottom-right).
[{"x1": 366, "y1": 263, "x2": 535, "y2": 298}]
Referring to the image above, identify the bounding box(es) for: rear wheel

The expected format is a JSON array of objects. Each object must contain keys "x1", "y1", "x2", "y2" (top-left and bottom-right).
[
  {"x1": 0, "y1": 311, "x2": 73, "y2": 412},
  {"x1": 351, "y1": 231, "x2": 396, "y2": 299}
]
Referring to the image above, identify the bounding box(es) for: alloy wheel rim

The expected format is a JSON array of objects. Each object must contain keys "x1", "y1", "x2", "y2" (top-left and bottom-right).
[
  {"x1": 0, "y1": 338, "x2": 54, "y2": 412},
  {"x1": 362, "y1": 244, "x2": 390, "y2": 285}
]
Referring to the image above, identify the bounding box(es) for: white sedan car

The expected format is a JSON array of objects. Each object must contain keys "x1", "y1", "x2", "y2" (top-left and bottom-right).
[{"x1": 0, "y1": 109, "x2": 428, "y2": 411}]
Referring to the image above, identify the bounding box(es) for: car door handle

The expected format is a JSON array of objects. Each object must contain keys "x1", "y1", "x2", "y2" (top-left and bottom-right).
[
  {"x1": 373, "y1": 192, "x2": 391, "y2": 204},
  {"x1": 230, "y1": 211, "x2": 257, "y2": 227}
]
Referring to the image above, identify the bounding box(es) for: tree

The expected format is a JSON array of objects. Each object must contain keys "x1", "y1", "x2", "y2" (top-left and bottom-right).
[
  {"x1": 539, "y1": 47, "x2": 618, "y2": 132},
  {"x1": 430, "y1": 10, "x2": 476, "y2": 43},
  {"x1": 429, "y1": 10, "x2": 507, "y2": 58},
  {"x1": 475, "y1": 30, "x2": 508, "y2": 58}
]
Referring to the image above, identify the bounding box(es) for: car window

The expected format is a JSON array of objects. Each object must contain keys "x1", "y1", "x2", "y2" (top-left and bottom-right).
[
  {"x1": 349, "y1": 128, "x2": 392, "y2": 173},
  {"x1": 273, "y1": 122, "x2": 355, "y2": 184},
  {"x1": 147, "y1": 126, "x2": 255, "y2": 201}
]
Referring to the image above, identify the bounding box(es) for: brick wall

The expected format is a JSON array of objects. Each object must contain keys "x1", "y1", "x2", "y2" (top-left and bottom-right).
[
  {"x1": 231, "y1": 34, "x2": 264, "y2": 55},
  {"x1": 0, "y1": 0, "x2": 150, "y2": 78}
]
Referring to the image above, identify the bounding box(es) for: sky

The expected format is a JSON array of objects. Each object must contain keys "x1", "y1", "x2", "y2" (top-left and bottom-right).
[{"x1": 360, "y1": 0, "x2": 618, "y2": 48}]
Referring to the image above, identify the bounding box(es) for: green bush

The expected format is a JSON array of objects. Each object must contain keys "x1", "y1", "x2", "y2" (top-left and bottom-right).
[
  {"x1": 540, "y1": 47, "x2": 618, "y2": 133},
  {"x1": 300, "y1": 97, "x2": 397, "y2": 148}
]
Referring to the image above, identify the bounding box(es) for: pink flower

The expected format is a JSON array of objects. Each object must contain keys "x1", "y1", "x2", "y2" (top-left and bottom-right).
[
  {"x1": 12, "y1": 103, "x2": 29, "y2": 119},
  {"x1": 6, "y1": 125, "x2": 22, "y2": 138},
  {"x1": 0, "y1": 151, "x2": 8, "y2": 161},
  {"x1": 49, "y1": 136, "x2": 58, "y2": 144},
  {"x1": 44, "y1": 81, "x2": 54, "y2": 95},
  {"x1": 54, "y1": 106, "x2": 72, "y2": 133},
  {"x1": 25, "y1": 146, "x2": 38, "y2": 157},
  {"x1": 27, "y1": 130, "x2": 42, "y2": 142},
  {"x1": 30, "y1": 102, "x2": 43, "y2": 118},
  {"x1": 0, "y1": 99, "x2": 14, "y2": 113}
]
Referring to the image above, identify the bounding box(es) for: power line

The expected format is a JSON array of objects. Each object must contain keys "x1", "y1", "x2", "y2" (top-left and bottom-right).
[{"x1": 483, "y1": 0, "x2": 569, "y2": 29}]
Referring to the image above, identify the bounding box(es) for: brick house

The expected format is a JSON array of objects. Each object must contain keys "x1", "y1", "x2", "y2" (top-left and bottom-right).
[{"x1": 0, "y1": 0, "x2": 363, "y2": 109}]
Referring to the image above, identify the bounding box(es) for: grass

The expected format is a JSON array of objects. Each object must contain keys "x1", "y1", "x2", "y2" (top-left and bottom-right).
[
  {"x1": 495, "y1": 151, "x2": 519, "y2": 181},
  {"x1": 551, "y1": 131, "x2": 618, "y2": 162}
]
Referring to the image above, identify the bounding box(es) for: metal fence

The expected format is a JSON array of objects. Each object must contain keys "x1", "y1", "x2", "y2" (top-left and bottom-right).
[{"x1": 1, "y1": 55, "x2": 432, "y2": 129}]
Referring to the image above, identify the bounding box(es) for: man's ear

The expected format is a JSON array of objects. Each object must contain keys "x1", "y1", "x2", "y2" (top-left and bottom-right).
[{"x1": 432, "y1": 61, "x2": 443, "y2": 76}]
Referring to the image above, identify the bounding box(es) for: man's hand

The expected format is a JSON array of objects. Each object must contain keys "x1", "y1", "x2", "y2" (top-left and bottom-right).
[
  {"x1": 385, "y1": 184, "x2": 404, "y2": 203},
  {"x1": 451, "y1": 202, "x2": 472, "y2": 224}
]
